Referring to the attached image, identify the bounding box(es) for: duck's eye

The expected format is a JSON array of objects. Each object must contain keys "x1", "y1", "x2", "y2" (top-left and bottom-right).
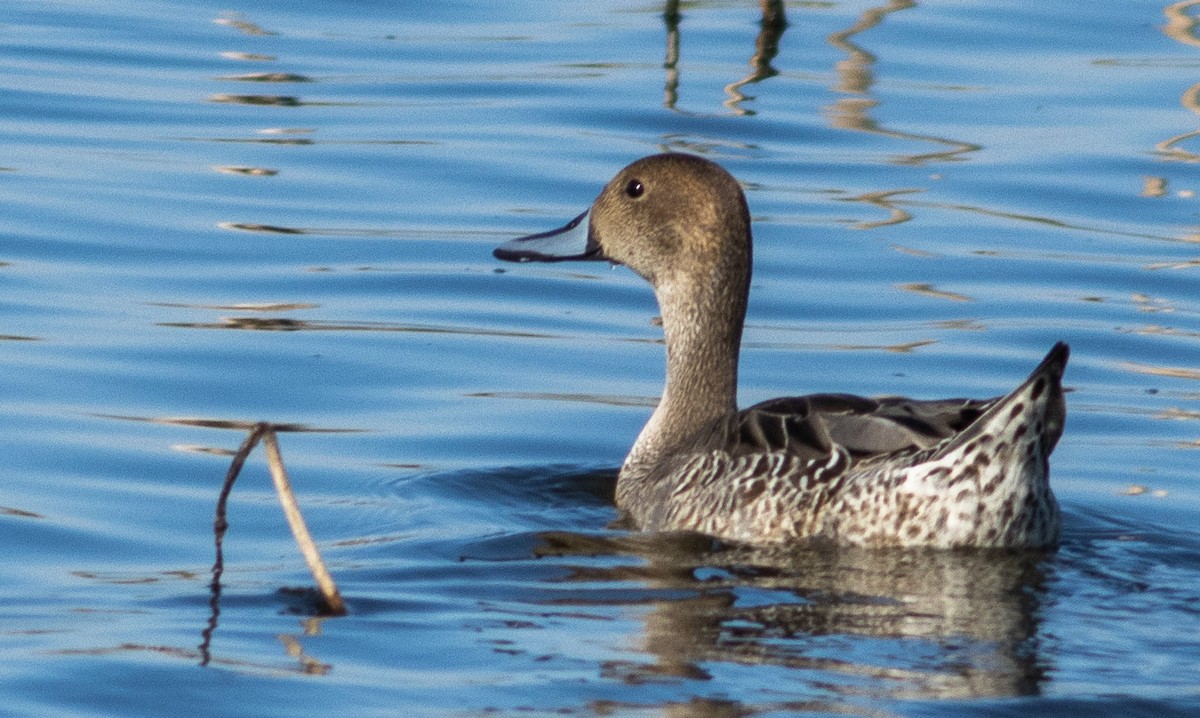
[{"x1": 625, "y1": 179, "x2": 645, "y2": 198}]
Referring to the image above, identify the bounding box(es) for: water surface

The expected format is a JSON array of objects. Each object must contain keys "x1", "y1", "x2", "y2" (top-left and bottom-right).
[{"x1": 3, "y1": 1, "x2": 1200, "y2": 716}]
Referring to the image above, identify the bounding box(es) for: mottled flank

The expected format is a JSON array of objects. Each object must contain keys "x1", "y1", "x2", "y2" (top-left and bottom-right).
[
  {"x1": 497, "y1": 153, "x2": 1069, "y2": 548},
  {"x1": 619, "y1": 342, "x2": 1067, "y2": 548}
]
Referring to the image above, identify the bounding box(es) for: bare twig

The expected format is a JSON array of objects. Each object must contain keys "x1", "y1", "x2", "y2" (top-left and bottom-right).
[{"x1": 262, "y1": 428, "x2": 346, "y2": 616}]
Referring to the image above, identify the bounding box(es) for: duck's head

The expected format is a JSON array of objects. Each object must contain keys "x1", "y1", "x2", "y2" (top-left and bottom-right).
[{"x1": 494, "y1": 153, "x2": 752, "y2": 291}]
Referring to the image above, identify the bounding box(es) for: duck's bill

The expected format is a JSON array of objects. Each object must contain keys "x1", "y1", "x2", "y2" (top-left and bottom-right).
[{"x1": 493, "y1": 210, "x2": 603, "y2": 263}]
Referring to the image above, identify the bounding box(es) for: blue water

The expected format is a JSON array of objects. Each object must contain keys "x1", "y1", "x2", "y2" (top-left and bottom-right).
[{"x1": 3, "y1": 0, "x2": 1200, "y2": 715}]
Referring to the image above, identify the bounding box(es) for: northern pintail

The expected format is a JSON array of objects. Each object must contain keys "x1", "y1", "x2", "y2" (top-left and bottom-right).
[{"x1": 494, "y1": 153, "x2": 1068, "y2": 548}]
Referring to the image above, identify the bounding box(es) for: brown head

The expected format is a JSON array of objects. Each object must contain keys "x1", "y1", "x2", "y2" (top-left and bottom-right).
[{"x1": 494, "y1": 153, "x2": 752, "y2": 293}]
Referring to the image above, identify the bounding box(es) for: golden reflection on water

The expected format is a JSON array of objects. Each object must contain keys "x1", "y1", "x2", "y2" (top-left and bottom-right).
[
  {"x1": 209, "y1": 94, "x2": 302, "y2": 107},
  {"x1": 64, "y1": 571, "x2": 219, "y2": 672},
  {"x1": 1155, "y1": 4, "x2": 1200, "y2": 167},
  {"x1": 827, "y1": 1, "x2": 911, "y2": 95},
  {"x1": 201, "y1": 135, "x2": 315, "y2": 146},
  {"x1": 214, "y1": 13, "x2": 275, "y2": 37},
  {"x1": 824, "y1": 0, "x2": 981, "y2": 165},
  {"x1": 721, "y1": 0, "x2": 787, "y2": 116},
  {"x1": 1132, "y1": 291, "x2": 1178, "y2": 313},
  {"x1": 217, "y1": 222, "x2": 304, "y2": 234},
  {"x1": 197, "y1": 131, "x2": 433, "y2": 148},
  {"x1": 1162, "y1": 0, "x2": 1200, "y2": 47},
  {"x1": 157, "y1": 315, "x2": 562, "y2": 340},
  {"x1": 91, "y1": 413, "x2": 363, "y2": 434},
  {"x1": 212, "y1": 165, "x2": 278, "y2": 176},
  {"x1": 889, "y1": 243, "x2": 939, "y2": 258},
  {"x1": 172, "y1": 444, "x2": 237, "y2": 457},
  {"x1": 1121, "y1": 360, "x2": 1200, "y2": 381},
  {"x1": 736, "y1": 337, "x2": 940, "y2": 353},
  {"x1": 1124, "y1": 324, "x2": 1200, "y2": 341},
  {"x1": 150, "y1": 302, "x2": 318, "y2": 312},
  {"x1": 830, "y1": 338, "x2": 936, "y2": 353},
  {"x1": 934, "y1": 318, "x2": 987, "y2": 332},
  {"x1": 1142, "y1": 176, "x2": 1169, "y2": 197},
  {"x1": 1154, "y1": 82, "x2": 1200, "y2": 162},
  {"x1": 839, "y1": 188, "x2": 919, "y2": 229},
  {"x1": 830, "y1": 177, "x2": 1196, "y2": 250},
  {"x1": 856, "y1": 193, "x2": 1196, "y2": 246},
  {"x1": 278, "y1": 632, "x2": 331, "y2": 676},
  {"x1": 166, "y1": 316, "x2": 307, "y2": 331},
  {"x1": 1114, "y1": 289, "x2": 1200, "y2": 350},
  {"x1": 258, "y1": 127, "x2": 314, "y2": 136},
  {"x1": 1145, "y1": 257, "x2": 1200, "y2": 269},
  {"x1": 467, "y1": 391, "x2": 658, "y2": 408},
  {"x1": 217, "y1": 73, "x2": 313, "y2": 83},
  {"x1": 215, "y1": 221, "x2": 493, "y2": 237},
  {"x1": 219, "y1": 51, "x2": 276, "y2": 62},
  {"x1": 54, "y1": 640, "x2": 328, "y2": 677},
  {"x1": 1160, "y1": 406, "x2": 1200, "y2": 420}
]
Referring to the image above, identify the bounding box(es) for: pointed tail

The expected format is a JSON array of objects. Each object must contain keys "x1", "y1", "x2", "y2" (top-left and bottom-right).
[{"x1": 935, "y1": 342, "x2": 1069, "y2": 458}]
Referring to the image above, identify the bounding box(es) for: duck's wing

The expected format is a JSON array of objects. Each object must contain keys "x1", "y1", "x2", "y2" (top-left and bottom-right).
[
  {"x1": 651, "y1": 395, "x2": 995, "y2": 541},
  {"x1": 730, "y1": 342, "x2": 1071, "y2": 466},
  {"x1": 731, "y1": 392, "x2": 997, "y2": 463}
]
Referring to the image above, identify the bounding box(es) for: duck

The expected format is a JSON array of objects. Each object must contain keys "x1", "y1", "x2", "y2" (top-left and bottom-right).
[{"x1": 494, "y1": 152, "x2": 1068, "y2": 548}]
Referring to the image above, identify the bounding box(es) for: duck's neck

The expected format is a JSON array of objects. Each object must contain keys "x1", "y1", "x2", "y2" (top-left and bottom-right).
[{"x1": 625, "y1": 271, "x2": 749, "y2": 471}]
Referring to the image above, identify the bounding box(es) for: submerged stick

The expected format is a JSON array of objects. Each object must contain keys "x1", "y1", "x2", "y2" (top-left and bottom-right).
[
  {"x1": 202, "y1": 423, "x2": 267, "y2": 666},
  {"x1": 214, "y1": 423, "x2": 268, "y2": 540},
  {"x1": 262, "y1": 428, "x2": 347, "y2": 616}
]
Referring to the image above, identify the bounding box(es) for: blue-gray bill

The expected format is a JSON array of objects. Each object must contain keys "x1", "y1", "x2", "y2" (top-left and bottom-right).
[{"x1": 493, "y1": 210, "x2": 602, "y2": 262}]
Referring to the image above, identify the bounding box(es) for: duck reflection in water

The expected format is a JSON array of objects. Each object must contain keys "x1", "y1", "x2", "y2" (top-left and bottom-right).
[{"x1": 537, "y1": 530, "x2": 1050, "y2": 703}]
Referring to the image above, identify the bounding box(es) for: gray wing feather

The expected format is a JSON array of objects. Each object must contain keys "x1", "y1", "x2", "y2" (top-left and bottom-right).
[{"x1": 731, "y1": 393, "x2": 997, "y2": 461}]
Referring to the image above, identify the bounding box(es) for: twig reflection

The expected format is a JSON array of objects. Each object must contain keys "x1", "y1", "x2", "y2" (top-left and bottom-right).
[
  {"x1": 198, "y1": 423, "x2": 345, "y2": 671},
  {"x1": 824, "y1": 1, "x2": 981, "y2": 165},
  {"x1": 722, "y1": 0, "x2": 787, "y2": 116},
  {"x1": 1154, "y1": 82, "x2": 1200, "y2": 162},
  {"x1": 200, "y1": 424, "x2": 267, "y2": 667},
  {"x1": 1162, "y1": 0, "x2": 1200, "y2": 48},
  {"x1": 662, "y1": 0, "x2": 788, "y2": 116}
]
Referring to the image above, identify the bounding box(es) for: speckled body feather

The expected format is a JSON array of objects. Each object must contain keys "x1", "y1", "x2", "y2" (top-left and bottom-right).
[{"x1": 617, "y1": 343, "x2": 1068, "y2": 548}]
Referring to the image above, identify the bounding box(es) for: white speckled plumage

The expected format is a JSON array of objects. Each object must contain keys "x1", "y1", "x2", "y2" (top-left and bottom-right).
[{"x1": 496, "y1": 153, "x2": 1068, "y2": 548}]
